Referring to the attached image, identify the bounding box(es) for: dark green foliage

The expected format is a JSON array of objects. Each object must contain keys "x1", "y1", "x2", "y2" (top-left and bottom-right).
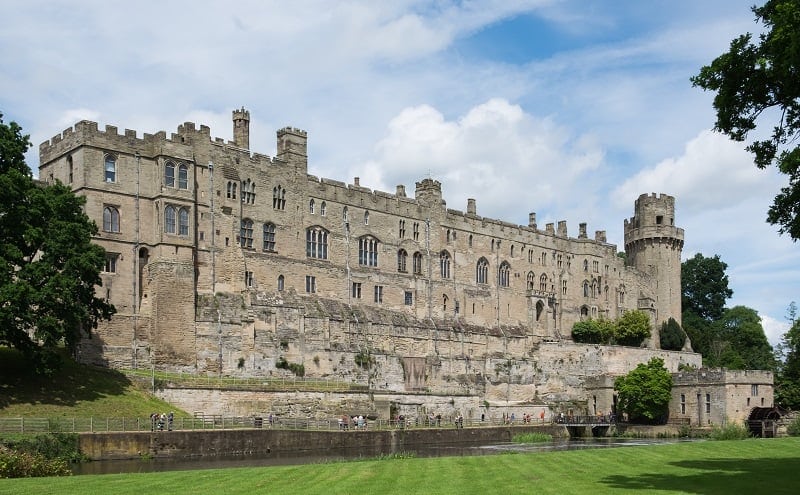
[
  {"x1": 275, "y1": 356, "x2": 305, "y2": 377},
  {"x1": 354, "y1": 350, "x2": 373, "y2": 369},
  {"x1": 0, "y1": 433, "x2": 84, "y2": 463},
  {"x1": 0, "y1": 113, "x2": 115, "y2": 374},
  {"x1": 692, "y1": 0, "x2": 800, "y2": 240},
  {"x1": 0, "y1": 447, "x2": 71, "y2": 478},
  {"x1": 776, "y1": 303, "x2": 800, "y2": 408},
  {"x1": 614, "y1": 357, "x2": 673, "y2": 423},
  {"x1": 682, "y1": 310, "x2": 713, "y2": 358},
  {"x1": 681, "y1": 253, "x2": 732, "y2": 322},
  {"x1": 660, "y1": 318, "x2": 686, "y2": 351},
  {"x1": 571, "y1": 320, "x2": 603, "y2": 344},
  {"x1": 709, "y1": 306, "x2": 775, "y2": 370}
]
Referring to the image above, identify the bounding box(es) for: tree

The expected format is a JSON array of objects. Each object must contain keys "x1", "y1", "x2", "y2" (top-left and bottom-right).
[
  {"x1": 0, "y1": 112, "x2": 115, "y2": 373},
  {"x1": 692, "y1": 0, "x2": 800, "y2": 240},
  {"x1": 682, "y1": 253, "x2": 733, "y2": 322},
  {"x1": 710, "y1": 306, "x2": 775, "y2": 370},
  {"x1": 614, "y1": 357, "x2": 673, "y2": 423},
  {"x1": 775, "y1": 302, "x2": 800, "y2": 408},
  {"x1": 615, "y1": 310, "x2": 651, "y2": 347},
  {"x1": 660, "y1": 317, "x2": 686, "y2": 351}
]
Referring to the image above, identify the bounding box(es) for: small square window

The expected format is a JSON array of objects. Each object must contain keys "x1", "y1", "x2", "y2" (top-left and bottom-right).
[{"x1": 404, "y1": 291, "x2": 413, "y2": 306}]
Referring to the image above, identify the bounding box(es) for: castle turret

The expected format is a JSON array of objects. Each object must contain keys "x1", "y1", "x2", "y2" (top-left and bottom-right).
[
  {"x1": 624, "y1": 193, "x2": 685, "y2": 340},
  {"x1": 232, "y1": 107, "x2": 250, "y2": 149},
  {"x1": 276, "y1": 126, "x2": 308, "y2": 172}
]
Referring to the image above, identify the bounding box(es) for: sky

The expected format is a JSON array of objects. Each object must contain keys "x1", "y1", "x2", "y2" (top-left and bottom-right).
[{"x1": 1, "y1": 0, "x2": 797, "y2": 347}]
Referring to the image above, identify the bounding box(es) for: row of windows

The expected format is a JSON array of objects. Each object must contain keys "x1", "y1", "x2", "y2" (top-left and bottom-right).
[{"x1": 103, "y1": 205, "x2": 190, "y2": 236}]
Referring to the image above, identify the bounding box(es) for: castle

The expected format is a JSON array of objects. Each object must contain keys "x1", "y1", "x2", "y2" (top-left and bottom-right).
[{"x1": 38, "y1": 107, "x2": 766, "y2": 424}]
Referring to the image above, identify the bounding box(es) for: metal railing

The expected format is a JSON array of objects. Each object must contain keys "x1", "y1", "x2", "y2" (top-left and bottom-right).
[{"x1": 0, "y1": 415, "x2": 552, "y2": 434}]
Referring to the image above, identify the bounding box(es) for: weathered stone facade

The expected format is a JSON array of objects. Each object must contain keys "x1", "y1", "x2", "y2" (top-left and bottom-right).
[{"x1": 38, "y1": 107, "x2": 715, "y2": 417}]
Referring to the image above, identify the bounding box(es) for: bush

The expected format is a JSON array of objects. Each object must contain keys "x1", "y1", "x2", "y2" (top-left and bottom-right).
[
  {"x1": 0, "y1": 447, "x2": 71, "y2": 478},
  {"x1": 709, "y1": 421, "x2": 751, "y2": 440},
  {"x1": 615, "y1": 310, "x2": 651, "y2": 347},
  {"x1": 0, "y1": 433, "x2": 84, "y2": 463},
  {"x1": 660, "y1": 317, "x2": 686, "y2": 351},
  {"x1": 571, "y1": 320, "x2": 603, "y2": 344},
  {"x1": 786, "y1": 416, "x2": 800, "y2": 436}
]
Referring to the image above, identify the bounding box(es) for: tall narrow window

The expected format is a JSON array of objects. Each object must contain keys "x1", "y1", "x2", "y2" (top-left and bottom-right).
[
  {"x1": 241, "y1": 179, "x2": 255, "y2": 204},
  {"x1": 305, "y1": 275, "x2": 316, "y2": 293},
  {"x1": 527, "y1": 272, "x2": 535, "y2": 290},
  {"x1": 440, "y1": 251, "x2": 451, "y2": 279},
  {"x1": 539, "y1": 274, "x2": 547, "y2": 292},
  {"x1": 306, "y1": 227, "x2": 329, "y2": 259},
  {"x1": 164, "y1": 206, "x2": 176, "y2": 233},
  {"x1": 320, "y1": 201, "x2": 326, "y2": 216},
  {"x1": 359, "y1": 236, "x2": 379, "y2": 267},
  {"x1": 374, "y1": 285, "x2": 383, "y2": 303},
  {"x1": 443, "y1": 294, "x2": 448, "y2": 312},
  {"x1": 103, "y1": 206, "x2": 120, "y2": 233},
  {"x1": 413, "y1": 252, "x2": 423, "y2": 275},
  {"x1": 680, "y1": 394, "x2": 686, "y2": 415},
  {"x1": 263, "y1": 223, "x2": 276, "y2": 251},
  {"x1": 245, "y1": 271, "x2": 254, "y2": 287},
  {"x1": 364, "y1": 210, "x2": 370, "y2": 225},
  {"x1": 583, "y1": 281, "x2": 590, "y2": 298},
  {"x1": 404, "y1": 291, "x2": 413, "y2": 305},
  {"x1": 476, "y1": 258, "x2": 489, "y2": 284},
  {"x1": 343, "y1": 206, "x2": 348, "y2": 222},
  {"x1": 499, "y1": 261, "x2": 510, "y2": 287},
  {"x1": 399, "y1": 220, "x2": 406, "y2": 238},
  {"x1": 178, "y1": 207, "x2": 189, "y2": 236},
  {"x1": 67, "y1": 155, "x2": 73, "y2": 183},
  {"x1": 165, "y1": 161, "x2": 176, "y2": 187},
  {"x1": 397, "y1": 249, "x2": 408, "y2": 272},
  {"x1": 413, "y1": 222, "x2": 419, "y2": 241},
  {"x1": 309, "y1": 199, "x2": 315, "y2": 214},
  {"x1": 178, "y1": 164, "x2": 188, "y2": 189},
  {"x1": 273, "y1": 185, "x2": 286, "y2": 210},
  {"x1": 705, "y1": 393, "x2": 711, "y2": 414},
  {"x1": 240, "y1": 218, "x2": 254, "y2": 248},
  {"x1": 352, "y1": 282, "x2": 362, "y2": 299},
  {"x1": 104, "y1": 154, "x2": 116, "y2": 182},
  {"x1": 277, "y1": 274, "x2": 285, "y2": 291}
]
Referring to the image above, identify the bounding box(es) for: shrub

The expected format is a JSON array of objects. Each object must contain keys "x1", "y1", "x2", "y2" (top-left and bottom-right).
[
  {"x1": 709, "y1": 421, "x2": 751, "y2": 440},
  {"x1": 571, "y1": 320, "x2": 603, "y2": 344},
  {"x1": 0, "y1": 447, "x2": 71, "y2": 478},
  {"x1": 512, "y1": 432, "x2": 553, "y2": 443},
  {"x1": 615, "y1": 310, "x2": 651, "y2": 347},
  {"x1": 786, "y1": 416, "x2": 800, "y2": 436},
  {"x1": 660, "y1": 317, "x2": 686, "y2": 351}
]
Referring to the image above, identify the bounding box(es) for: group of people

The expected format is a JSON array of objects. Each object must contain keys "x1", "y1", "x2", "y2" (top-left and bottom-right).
[
  {"x1": 338, "y1": 414, "x2": 367, "y2": 430},
  {"x1": 150, "y1": 412, "x2": 174, "y2": 431}
]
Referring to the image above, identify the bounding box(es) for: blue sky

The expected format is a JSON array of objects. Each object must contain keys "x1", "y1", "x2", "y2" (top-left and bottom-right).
[{"x1": 1, "y1": 0, "x2": 796, "y2": 345}]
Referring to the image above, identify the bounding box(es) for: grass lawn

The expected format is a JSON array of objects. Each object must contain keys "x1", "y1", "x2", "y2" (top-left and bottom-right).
[
  {"x1": 1, "y1": 437, "x2": 797, "y2": 495},
  {"x1": 0, "y1": 347, "x2": 187, "y2": 419}
]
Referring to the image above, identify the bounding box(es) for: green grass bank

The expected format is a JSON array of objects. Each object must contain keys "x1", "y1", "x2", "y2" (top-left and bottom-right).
[{"x1": 1, "y1": 437, "x2": 797, "y2": 495}]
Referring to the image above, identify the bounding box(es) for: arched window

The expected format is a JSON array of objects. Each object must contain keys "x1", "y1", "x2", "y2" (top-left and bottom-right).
[
  {"x1": 536, "y1": 300, "x2": 545, "y2": 321},
  {"x1": 343, "y1": 206, "x2": 349, "y2": 222},
  {"x1": 263, "y1": 223, "x2": 276, "y2": 251},
  {"x1": 397, "y1": 249, "x2": 408, "y2": 272},
  {"x1": 510, "y1": 245, "x2": 515, "y2": 257},
  {"x1": 580, "y1": 305, "x2": 589, "y2": 320},
  {"x1": 468, "y1": 234, "x2": 473, "y2": 247},
  {"x1": 440, "y1": 250, "x2": 451, "y2": 279},
  {"x1": 309, "y1": 199, "x2": 315, "y2": 214},
  {"x1": 164, "y1": 205, "x2": 176, "y2": 234},
  {"x1": 240, "y1": 218, "x2": 254, "y2": 248},
  {"x1": 359, "y1": 236, "x2": 379, "y2": 266},
  {"x1": 399, "y1": 220, "x2": 406, "y2": 238},
  {"x1": 592, "y1": 280, "x2": 598, "y2": 298},
  {"x1": 273, "y1": 185, "x2": 286, "y2": 210},
  {"x1": 583, "y1": 281, "x2": 590, "y2": 298},
  {"x1": 306, "y1": 227, "x2": 328, "y2": 259},
  {"x1": 67, "y1": 155, "x2": 73, "y2": 183},
  {"x1": 178, "y1": 164, "x2": 188, "y2": 189},
  {"x1": 583, "y1": 259, "x2": 589, "y2": 271},
  {"x1": 178, "y1": 207, "x2": 189, "y2": 236},
  {"x1": 104, "y1": 154, "x2": 116, "y2": 182},
  {"x1": 413, "y1": 252, "x2": 423, "y2": 275},
  {"x1": 541, "y1": 252, "x2": 547, "y2": 265},
  {"x1": 443, "y1": 294, "x2": 448, "y2": 312},
  {"x1": 476, "y1": 258, "x2": 489, "y2": 284},
  {"x1": 165, "y1": 161, "x2": 175, "y2": 187},
  {"x1": 277, "y1": 274, "x2": 285, "y2": 291},
  {"x1": 227, "y1": 181, "x2": 237, "y2": 199},
  {"x1": 527, "y1": 271, "x2": 535, "y2": 290},
  {"x1": 320, "y1": 201, "x2": 326, "y2": 216},
  {"x1": 364, "y1": 210, "x2": 370, "y2": 225},
  {"x1": 103, "y1": 206, "x2": 120, "y2": 232},
  {"x1": 619, "y1": 285, "x2": 626, "y2": 304},
  {"x1": 539, "y1": 274, "x2": 548, "y2": 292},
  {"x1": 499, "y1": 261, "x2": 511, "y2": 287}
]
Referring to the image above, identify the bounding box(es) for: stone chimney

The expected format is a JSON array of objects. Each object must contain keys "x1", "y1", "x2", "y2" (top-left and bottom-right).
[
  {"x1": 467, "y1": 198, "x2": 476, "y2": 215},
  {"x1": 232, "y1": 107, "x2": 250, "y2": 149}
]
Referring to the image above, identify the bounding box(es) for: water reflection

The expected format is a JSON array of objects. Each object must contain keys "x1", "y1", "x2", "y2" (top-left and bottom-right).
[{"x1": 72, "y1": 437, "x2": 696, "y2": 476}]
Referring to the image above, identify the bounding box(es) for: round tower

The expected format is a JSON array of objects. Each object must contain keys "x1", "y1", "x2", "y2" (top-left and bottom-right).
[
  {"x1": 624, "y1": 193, "x2": 685, "y2": 337},
  {"x1": 232, "y1": 107, "x2": 250, "y2": 149}
]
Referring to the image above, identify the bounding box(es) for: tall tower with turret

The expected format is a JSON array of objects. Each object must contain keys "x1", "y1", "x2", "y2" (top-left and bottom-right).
[
  {"x1": 624, "y1": 193, "x2": 685, "y2": 345},
  {"x1": 232, "y1": 107, "x2": 250, "y2": 149}
]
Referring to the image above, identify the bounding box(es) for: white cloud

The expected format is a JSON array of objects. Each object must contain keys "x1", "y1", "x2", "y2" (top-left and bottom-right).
[{"x1": 761, "y1": 314, "x2": 789, "y2": 348}]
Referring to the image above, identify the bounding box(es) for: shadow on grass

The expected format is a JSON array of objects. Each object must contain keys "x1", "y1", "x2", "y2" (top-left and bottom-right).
[
  {"x1": 601, "y1": 456, "x2": 800, "y2": 494},
  {"x1": 0, "y1": 347, "x2": 131, "y2": 409}
]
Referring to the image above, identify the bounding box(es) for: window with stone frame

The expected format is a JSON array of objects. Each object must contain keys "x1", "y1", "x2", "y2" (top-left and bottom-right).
[
  {"x1": 305, "y1": 275, "x2": 316, "y2": 293},
  {"x1": 178, "y1": 207, "x2": 189, "y2": 236},
  {"x1": 397, "y1": 249, "x2": 408, "y2": 272},
  {"x1": 306, "y1": 227, "x2": 329, "y2": 259},
  {"x1": 359, "y1": 236, "x2": 379, "y2": 267},
  {"x1": 104, "y1": 154, "x2": 116, "y2": 182},
  {"x1": 413, "y1": 252, "x2": 423, "y2": 275},
  {"x1": 241, "y1": 179, "x2": 256, "y2": 204},
  {"x1": 104, "y1": 253, "x2": 119, "y2": 273},
  {"x1": 440, "y1": 250, "x2": 451, "y2": 279},
  {"x1": 476, "y1": 258, "x2": 489, "y2": 285},
  {"x1": 103, "y1": 205, "x2": 120, "y2": 233},
  {"x1": 165, "y1": 161, "x2": 176, "y2": 187},
  {"x1": 240, "y1": 218, "x2": 254, "y2": 248},
  {"x1": 273, "y1": 185, "x2": 286, "y2": 210},
  {"x1": 164, "y1": 205, "x2": 176, "y2": 234},
  {"x1": 499, "y1": 261, "x2": 511, "y2": 287},
  {"x1": 263, "y1": 223, "x2": 276, "y2": 251},
  {"x1": 178, "y1": 164, "x2": 188, "y2": 189}
]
